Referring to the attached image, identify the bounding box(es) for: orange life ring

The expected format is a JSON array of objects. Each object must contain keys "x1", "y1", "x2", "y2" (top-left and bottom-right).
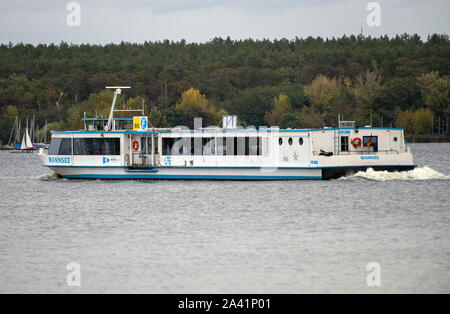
[
  {"x1": 132, "y1": 140, "x2": 139, "y2": 151},
  {"x1": 351, "y1": 137, "x2": 362, "y2": 148}
]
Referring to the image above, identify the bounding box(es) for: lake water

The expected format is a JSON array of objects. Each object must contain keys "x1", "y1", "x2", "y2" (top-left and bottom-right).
[{"x1": 0, "y1": 143, "x2": 449, "y2": 293}]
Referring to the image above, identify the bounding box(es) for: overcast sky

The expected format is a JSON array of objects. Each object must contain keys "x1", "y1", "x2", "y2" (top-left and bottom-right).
[{"x1": 0, "y1": 0, "x2": 449, "y2": 44}]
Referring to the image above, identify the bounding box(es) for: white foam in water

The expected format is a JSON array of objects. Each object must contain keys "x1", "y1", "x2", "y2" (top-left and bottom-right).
[
  {"x1": 40, "y1": 172, "x2": 62, "y2": 181},
  {"x1": 344, "y1": 166, "x2": 449, "y2": 181}
]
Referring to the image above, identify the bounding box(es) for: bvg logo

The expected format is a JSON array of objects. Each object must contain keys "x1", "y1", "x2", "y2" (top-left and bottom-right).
[
  {"x1": 103, "y1": 157, "x2": 110, "y2": 164},
  {"x1": 141, "y1": 118, "x2": 148, "y2": 130}
]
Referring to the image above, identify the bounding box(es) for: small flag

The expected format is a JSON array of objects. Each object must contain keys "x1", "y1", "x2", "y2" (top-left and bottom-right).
[{"x1": 366, "y1": 137, "x2": 372, "y2": 147}]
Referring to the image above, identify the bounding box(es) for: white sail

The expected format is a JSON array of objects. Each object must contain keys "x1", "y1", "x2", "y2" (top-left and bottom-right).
[
  {"x1": 20, "y1": 133, "x2": 26, "y2": 150},
  {"x1": 25, "y1": 128, "x2": 33, "y2": 148}
]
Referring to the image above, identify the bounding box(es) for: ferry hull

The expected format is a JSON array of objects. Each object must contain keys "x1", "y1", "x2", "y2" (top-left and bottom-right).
[
  {"x1": 46, "y1": 165, "x2": 416, "y2": 180},
  {"x1": 48, "y1": 166, "x2": 323, "y2": 180}
]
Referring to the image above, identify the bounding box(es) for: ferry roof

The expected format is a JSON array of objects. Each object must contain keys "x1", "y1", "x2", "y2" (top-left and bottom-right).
[
  {"x1": 51, "y1": 126, "x2": 404, "y2": 135},
  {"x1": 82, "y1": 118, "x2": 133, "y2": 121}
]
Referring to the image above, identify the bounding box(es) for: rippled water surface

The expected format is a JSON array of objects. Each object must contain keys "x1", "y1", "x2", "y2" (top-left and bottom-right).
[{"x1": 0, "y1": 143, "x2": 449, "y2": 293}]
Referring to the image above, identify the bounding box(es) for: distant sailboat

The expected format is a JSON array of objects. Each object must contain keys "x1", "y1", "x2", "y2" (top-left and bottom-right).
[{"x1": 20, "y1": 128, "x2": 34, "y2": 150}]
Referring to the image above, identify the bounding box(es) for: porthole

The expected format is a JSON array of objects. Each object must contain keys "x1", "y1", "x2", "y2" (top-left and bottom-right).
[
  {"x1": 279, "y1": 138, "x2": 283, "y2": 146},
  {"x1": 299, "y1": 137, "x2": 304, "y2": 145},
  {"x1": 288, "y1": 138, "x2": 293, "y2": 145},
  {"x1": 393, "y1": 137, "x2": 398, "y2": 142}
]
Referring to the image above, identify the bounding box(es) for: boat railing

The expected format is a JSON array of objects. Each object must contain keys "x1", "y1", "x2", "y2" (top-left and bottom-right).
[{"x1": 313, "y1": 149, "x2": 401, "y2": 156}]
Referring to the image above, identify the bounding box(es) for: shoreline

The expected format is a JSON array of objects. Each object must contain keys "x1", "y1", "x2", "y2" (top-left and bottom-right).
[{"x1": 405, "y1": 136, "x2": 450, "y2": 143}]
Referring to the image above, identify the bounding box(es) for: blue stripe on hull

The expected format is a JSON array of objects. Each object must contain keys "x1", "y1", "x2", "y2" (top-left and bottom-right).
[
  {"x1": 46, "y1": 164, "x2": 416, "y2": 169},
  {"x1": 63, "y1": 174, "x2": 322, "y2": 180}
]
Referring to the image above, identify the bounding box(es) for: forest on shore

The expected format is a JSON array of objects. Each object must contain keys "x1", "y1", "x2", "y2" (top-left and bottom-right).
[{"x1": 0, "y1": 33, "x2": 449, "y2": 145}]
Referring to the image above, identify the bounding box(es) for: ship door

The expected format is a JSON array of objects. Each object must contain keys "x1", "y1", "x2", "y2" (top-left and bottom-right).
[
  {"x1": 131, "y1": 136, "x2": 146, "y2": 167},
  {"x1": 148, "y1": 134, "x2": 159, "y2": 166},
  {"x1": 134, "y1": 135, "x2": 159, "y2": 167}
]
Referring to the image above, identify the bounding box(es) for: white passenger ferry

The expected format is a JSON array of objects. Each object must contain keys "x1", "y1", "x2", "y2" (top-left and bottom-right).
[{"x1": 39, "y1": 87, "x2": 416, "y2": 180}]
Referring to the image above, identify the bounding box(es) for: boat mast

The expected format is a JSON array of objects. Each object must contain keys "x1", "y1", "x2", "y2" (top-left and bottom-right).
[
  {"x1": 7, "y1": 116, "x2": 17, "y2": 146},
  {"x1": 42, "y1": 119, "x2": 48, "y2": 144},
  {"x1": 104, "y1": 86, "x2": 130, "y2": 131},
  {"x1": 31, "y1": 115, "x2": 35, "y2": 143},
  {"x1": 17, "y1": 119, "x2": 21, "y2": 144}
]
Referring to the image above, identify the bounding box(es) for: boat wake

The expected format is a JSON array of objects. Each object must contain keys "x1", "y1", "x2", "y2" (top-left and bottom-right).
[
  {"x1": 40, "y1": 172, "x2": 62, "y2": 181},
  {"x1": 341, "y1": 166, "x2": 449, "y2": 182}
]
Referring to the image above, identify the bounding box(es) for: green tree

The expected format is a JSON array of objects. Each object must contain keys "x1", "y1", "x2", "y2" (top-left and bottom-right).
[
  {"x1": 0, "y1": 105, "x2": 19, "y2": 144},
  {"x1": 229, "y1": 86, "x2": 278, "y2": 127},
  {"x1": 279, "y1": 111, "x2": 302, "y2": 129},
  {"x1": 148, "y1": 106, "x2": 168, "y2": 128}
]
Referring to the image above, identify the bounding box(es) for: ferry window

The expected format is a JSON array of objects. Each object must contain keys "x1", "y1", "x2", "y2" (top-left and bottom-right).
[
  {"x1": 215, "y1": 137, "x2": 261, "y2": 156},
  {"x1": 141, "y1": 137, "x2": 147, "y2": 153},
  {"x1": 147, "y1": 137, "x2": 152, "y2": 153},
  {"x1": 58, "y1": 138, "x2": 72, "y2": 155},
  {"x1": 202, "y1": 138, "x2": 215, "y2": 155},
  {"x1": 192, "y1": 138, "x2": 202, "y2": 156},
  {"x1": 393, "y1": 137, "x2": 398, "y2": 142},
  {"x1": 49, "y1": 138, "x2": 62, "y2": 155},
  {"x1": 288, "y1": 138, "x2": 293, "y2": 145},
  {"x1": 248, "y1": 137, "x2": 260, "y2": 156},
  {"x1": 73, "y1": 138, "x2": 120, "y2": 155},
  {"x1": 225, "y1": 138, "x2": 234, "y2": 156},
  {"x1": 363, "y1": 136, "x2": 378, "y2": 152},
  {"x1": 162, "y1": 138, "x2": 188, "y2": 155},
  {"x1": 147, "y1": 137, "x2": 159, "y2": 154},
  {"x1": 216, "y1": 137, "x2": 236, "y2": 156},
  {"x1": 93, "y1": 139, "x2": 103, "y2": 155},
  {"x1": 341, "y1": 136, "x2": 349, "y2": 152},
  {"x1": 299, "y1": 137, "x2": 304, "y2": 145},
  {"x1": 162, "y1": 138, "x2": 175, "y2": 155},
  {"x1": 103, "y1": 138, "x2": 120, "y2": 155},
  {"x1": 236, "y1": 137, "x2": 245, "y2": 155},
  {"x1": 216, "y1": 137, "x2": 224, "y2": 155},
  {"x1": 279, "y1": 138, "x2": 283, "y2": 146}
]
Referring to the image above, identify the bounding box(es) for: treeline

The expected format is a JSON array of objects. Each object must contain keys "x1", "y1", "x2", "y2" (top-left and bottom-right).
[{"x1": 0, "y1": 34, "x2": 449, "y2": 145}]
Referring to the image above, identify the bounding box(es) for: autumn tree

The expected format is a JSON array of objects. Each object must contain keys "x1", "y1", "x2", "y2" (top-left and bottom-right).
[
  {"x1": 264, "y1": 94, "x2": 292, "y2": 126},
  {"x1": 303, "y1": 74, "x2": 348, "y2": 125},
  {"x1": 350, "y1": 69, "x2": 384, "y2": 117},
  {"x1": 396, "y1": 108, "x2": 432, "y2": 135},
  {"x1": 175, "y1": 88, "x2": 223, "y2": 127},
  {"x1": 417, "y1": 72, "x2": 449, "y2": 118}
]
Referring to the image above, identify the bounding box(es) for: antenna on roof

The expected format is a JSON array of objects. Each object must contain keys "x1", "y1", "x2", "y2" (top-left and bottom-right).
[{"x1": 104, "y1": 86, "x2": 131, "y2": 131}]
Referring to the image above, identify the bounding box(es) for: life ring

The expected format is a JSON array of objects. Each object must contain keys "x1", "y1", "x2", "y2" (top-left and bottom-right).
[
  {"x1": 351, "y1": 137, "x2": 362, "y2": 148},
  {"x1": 132, "y1": 140, "x2": 139, "y2": 151}
]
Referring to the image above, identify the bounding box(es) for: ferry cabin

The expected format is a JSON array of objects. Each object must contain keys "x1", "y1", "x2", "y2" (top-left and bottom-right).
[{"x1": 41, "y1": 118, "x2": 415, "y2": 180}]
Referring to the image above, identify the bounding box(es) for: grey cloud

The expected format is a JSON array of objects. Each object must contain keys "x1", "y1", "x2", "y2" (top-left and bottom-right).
[
  {"x1": 0, "y1": 0, "x2": 448, "y2": 44},
  {"x1": 0, "y1": 0, "x2": 346, "y2": 14}
]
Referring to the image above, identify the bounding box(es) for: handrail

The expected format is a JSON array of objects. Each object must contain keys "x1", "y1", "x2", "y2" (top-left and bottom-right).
[{"x1": 313, "y1": 149, "x2": 402, "y2": 156}]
